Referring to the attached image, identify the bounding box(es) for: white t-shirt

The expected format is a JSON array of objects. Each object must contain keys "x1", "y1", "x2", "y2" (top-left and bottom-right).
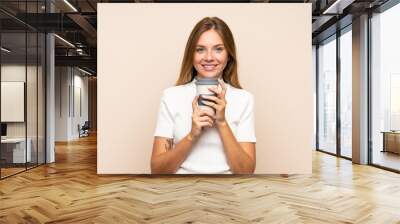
[{"x1": 154, "y1": 78, "x2": 256, "y2": 174}]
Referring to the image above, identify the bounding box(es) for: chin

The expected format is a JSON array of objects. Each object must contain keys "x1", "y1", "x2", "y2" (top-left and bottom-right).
[{"x1": 198, "y1": 71, "x2": 221, "y2": 79}]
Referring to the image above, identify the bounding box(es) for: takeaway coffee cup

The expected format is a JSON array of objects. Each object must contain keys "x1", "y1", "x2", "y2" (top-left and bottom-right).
[{"x1": 195, "y1": 78, "x2": 219, "y2": 116}]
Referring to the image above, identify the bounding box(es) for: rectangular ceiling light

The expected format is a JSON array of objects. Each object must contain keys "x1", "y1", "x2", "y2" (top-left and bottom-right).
[
  {"x1": 54, "y1": 34, "x2": 75, "y2": 48},
  {"x1": 78, "y1": 67, "x2": 93, "y2": 76},
  {"x1": 323, "y1": 0, "x2": 355, "y2": 14},
  {"x1": 63, "y1": 0, "x2": 78, "y2": 12},
  {"x1": 1, "y1": 47, "x2": 11, "y2": 53}
]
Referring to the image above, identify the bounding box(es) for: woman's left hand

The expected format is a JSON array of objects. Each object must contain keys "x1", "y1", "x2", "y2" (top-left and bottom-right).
[{"x1": 201, "y1": 79, "x2": 228, "y2": 127}]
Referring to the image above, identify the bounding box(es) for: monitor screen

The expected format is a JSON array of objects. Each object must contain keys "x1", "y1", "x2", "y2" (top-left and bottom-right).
[{"x1": 1, "y1": 123, "x2": 7, "y2": 137}]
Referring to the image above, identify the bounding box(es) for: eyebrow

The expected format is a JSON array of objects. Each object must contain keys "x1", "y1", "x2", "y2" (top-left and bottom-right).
[{"x1": 195, "y1": 44, "x2": 225, "y2": 48}]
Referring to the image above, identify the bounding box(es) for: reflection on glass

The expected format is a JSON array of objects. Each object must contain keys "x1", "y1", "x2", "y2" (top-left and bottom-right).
[
  {"x1": 318, "y1": 37, "x2": 337, "y2": 154},
  {"x1": 1, "y1": 32, "x2": 27, "y2": 177},
  {"x1": 390, "y1": 75, "x2": 400, "y2": 130},
  {"x1": 38, "y1": 32, "x2": 46, "y2": 165},
  {"x1": 27, "y1": 32, "x2": 38, "y2": 169},
  {"x1": 371, "y1": 3, "x2": 400, "y2": 171},
  {"x1": 313, "y1": 46, "x2": 317, "y2": 149},
  {"x1": 0, "y1": 1, "x2": 46, "y2": 179},
  {"x1": 340, "y1": 29, "x2": 352, "y2": 158}
]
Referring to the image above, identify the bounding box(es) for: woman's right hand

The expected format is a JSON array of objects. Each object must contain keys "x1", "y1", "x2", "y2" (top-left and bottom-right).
[{"x1": 189, "y1": 95, "x2": 215, "y2": 140}]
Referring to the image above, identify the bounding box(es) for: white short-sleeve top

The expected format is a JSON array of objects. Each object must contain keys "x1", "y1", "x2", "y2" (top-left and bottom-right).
[{"x1": 154, "y1": 78, "x2": 256, "y2": 174}]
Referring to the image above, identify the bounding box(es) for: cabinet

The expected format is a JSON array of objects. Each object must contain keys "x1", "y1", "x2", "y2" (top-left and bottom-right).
[
  {"x1": 382, "y1": 131, "x2": 400, "y2": 154},
  {"x1": 0, "y1": 138, "x2": 32, "y2": 165}
]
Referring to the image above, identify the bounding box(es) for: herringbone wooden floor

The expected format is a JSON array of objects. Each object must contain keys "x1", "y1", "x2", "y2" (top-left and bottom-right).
[{"x1": 1, "y1": 134, "x2": 400, "y2": 223}]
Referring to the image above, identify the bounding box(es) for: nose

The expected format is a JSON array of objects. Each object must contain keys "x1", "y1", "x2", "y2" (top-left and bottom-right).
[{"x1": 205, "y1": 50, "x2": 214, "y2": 61}]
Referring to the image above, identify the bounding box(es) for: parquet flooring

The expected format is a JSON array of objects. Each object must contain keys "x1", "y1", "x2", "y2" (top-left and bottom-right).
[
  {"x1": 1, "y1": 134, "x2": 400, "y2": 223},
  {"x1": 373, "y1": 151, "x2": 400, "y2": 171},
  {"x1": 1, "y1": 167, "x2": 25, "y2": 178}
]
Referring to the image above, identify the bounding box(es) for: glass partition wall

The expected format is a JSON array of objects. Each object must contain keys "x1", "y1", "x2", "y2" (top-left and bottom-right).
[
  {"x1": 370, "y1": 3, "x2": 400, "y2": 172},
  {"x1": 316, "y1": 26, "x2": 353, "y2": 159},
  {"x1": 339, "y1": 27, "x2": 352, "y2": 159},
  {"x1": 316, "y1": 0, "x2": 400, "y2": 172},
  {"x1": 317, "y1": 35, "x2": 337, "y2": 155},
  {"x1": 0, "y1": 1, "x2": 46, "y2": 179}
]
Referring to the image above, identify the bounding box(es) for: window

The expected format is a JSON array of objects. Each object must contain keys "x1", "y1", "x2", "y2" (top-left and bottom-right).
[
  {"x1": 340, "y1": 27, "x2": 352, "y2": 158},
  {"x1": 371, "y1": 3, "x2": 400, "y2": 171},
  {"x1": 317, "y1": 36, "x2": 337, "y2": 154}
]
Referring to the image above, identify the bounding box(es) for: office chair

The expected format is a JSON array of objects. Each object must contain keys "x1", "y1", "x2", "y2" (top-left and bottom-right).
[{"x1": 79, "y1": 121, "x2": 90, "y2": 138}]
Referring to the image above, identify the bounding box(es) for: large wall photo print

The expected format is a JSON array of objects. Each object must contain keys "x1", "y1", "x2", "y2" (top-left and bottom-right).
[{"x1": 98, "y1": 3, "x2": 313, "y2": 174}]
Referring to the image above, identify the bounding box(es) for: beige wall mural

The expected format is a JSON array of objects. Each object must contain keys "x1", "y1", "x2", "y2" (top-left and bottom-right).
[{"x1": 98, "y1": 3, "x2": 313, "y2": 174}]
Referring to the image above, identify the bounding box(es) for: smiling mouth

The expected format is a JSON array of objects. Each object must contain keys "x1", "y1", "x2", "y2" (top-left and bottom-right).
[{"x1": 201, "y1": 64, "x2": 218, "y2": 71}]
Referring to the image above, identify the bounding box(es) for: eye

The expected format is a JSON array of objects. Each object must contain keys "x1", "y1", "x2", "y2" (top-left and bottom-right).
[
  {"x1": 215, "y1": 47, "x2": 224, "y2": 52},
  {"x1": 196, "y1": 48, "x2": 204, "y2": 53}
]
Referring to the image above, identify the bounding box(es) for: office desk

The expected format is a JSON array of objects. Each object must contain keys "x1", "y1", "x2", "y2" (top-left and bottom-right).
[
  {"x1": 382, "y1": 131, "x2": 400, "y2": 154},
  {"x1": 1, "y1": 138, "x2": 32, "y2": 163}
]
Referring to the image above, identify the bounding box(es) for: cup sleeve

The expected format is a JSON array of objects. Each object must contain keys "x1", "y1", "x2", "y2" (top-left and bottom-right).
[
  {"x1": 154, "y1": 93, "x2": 174, "y2": 138},
  {"x1": 236, "y1": 93, "x2": 256, "y2": 142}
]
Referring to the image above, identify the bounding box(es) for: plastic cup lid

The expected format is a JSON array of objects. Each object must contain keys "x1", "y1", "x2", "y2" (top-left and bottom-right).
[{"x1": 195, "y1": 77, "x2": 219, "y2": 85}]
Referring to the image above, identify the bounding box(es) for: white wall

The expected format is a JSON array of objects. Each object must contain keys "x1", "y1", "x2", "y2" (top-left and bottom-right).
[
  {"x1": 55, "y1": 67, "x2": 89, "y2": 141},
  {"x1": 55, "y1": 66, "x2": 70, "y2": 141},
  {"x1": 73, "y1": 73, "x2": 89, "y2": 137},
  {"x1": 1, "y1": 65, "x2": 39, "y2": 138}
]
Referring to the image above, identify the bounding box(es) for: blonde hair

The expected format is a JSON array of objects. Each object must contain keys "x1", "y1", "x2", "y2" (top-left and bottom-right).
[{"x1": 175, "y1": 17, "x2": 242, "y2": 89}]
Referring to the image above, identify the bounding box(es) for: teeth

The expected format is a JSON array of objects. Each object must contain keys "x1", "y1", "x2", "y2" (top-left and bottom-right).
[{"x1": 202, "y1": 65, "x2": 216, "y2": 71}]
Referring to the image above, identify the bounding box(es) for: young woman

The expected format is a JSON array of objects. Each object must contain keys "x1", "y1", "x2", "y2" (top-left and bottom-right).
[{"x1": 151, "y1": 17, "x2": 256, "y2": 174}]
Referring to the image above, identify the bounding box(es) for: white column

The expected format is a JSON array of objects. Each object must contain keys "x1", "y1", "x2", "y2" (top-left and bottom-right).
[
  {"x1": 352, "y1": 14, "x2": 369, "y2": 164},
  {"x1": 45, "y1": 1, "x2": 55, "y2": 163}
]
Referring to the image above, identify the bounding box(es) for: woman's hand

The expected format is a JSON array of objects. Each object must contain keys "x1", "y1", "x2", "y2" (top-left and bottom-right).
[
  {"x1": 201, "y1": 79, "x2": 227, "y2": 127},
  {"x1": 189, "y1": 95, "x2": 215, "y2": 140}
]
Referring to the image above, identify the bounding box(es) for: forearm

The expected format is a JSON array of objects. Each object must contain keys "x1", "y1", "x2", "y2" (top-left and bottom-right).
[
  {"x1": 151, "y1": 134, "x2": 195, "y2": 174},
  {"x1": 217, "y1": 122, "x2": 255, "y2": 174}
]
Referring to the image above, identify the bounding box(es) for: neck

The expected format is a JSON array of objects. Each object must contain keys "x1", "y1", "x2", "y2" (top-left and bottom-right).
[{"x1": 196, "y1": 74, "x2": 222, "y2": 80}]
